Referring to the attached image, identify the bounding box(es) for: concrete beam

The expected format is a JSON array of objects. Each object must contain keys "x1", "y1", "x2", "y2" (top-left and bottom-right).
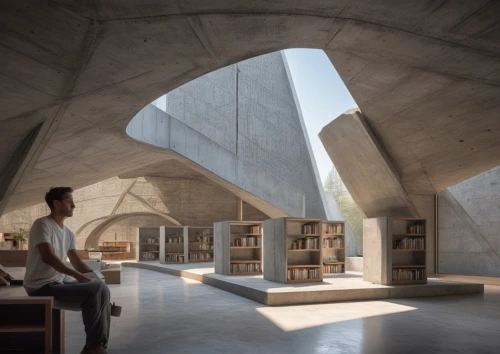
[
  {"x1": 0, "y1": 123, "x2": 42, "y2": 216},
  {"x1": 319, "y1": 109, "x2": 417, "y2": 218}
]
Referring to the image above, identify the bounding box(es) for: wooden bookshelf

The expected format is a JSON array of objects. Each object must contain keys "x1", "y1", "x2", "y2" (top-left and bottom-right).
[
  {"x1": 137, "y1": 227, "x2": 160, "y2": 261},
  {"x1": 159, "y1": 226, "x2": 214, "y2": 264},
  {"x1": 322, "y1": 221, "x2": 345, "y2": 274},
  {"x1": 263, "y1": 217, "x2": 323, "y2": 283},
  {"x1": 187, "y1": 226, "x2": 214, "y2": 263},
  {"x1": 363, "y1": 217, "x2": 427, "y2": 285},
  {"x1": 214, "y1": 221, "x2": 263, "y2": 276},
  {"x1": 160, "y1": 226, "x2": 185, "y2": 264}
]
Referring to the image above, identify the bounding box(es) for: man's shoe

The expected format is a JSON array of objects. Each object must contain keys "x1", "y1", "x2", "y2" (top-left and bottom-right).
[{"x1": 80, "y1": 345, "x2": 107, "y2": 354}]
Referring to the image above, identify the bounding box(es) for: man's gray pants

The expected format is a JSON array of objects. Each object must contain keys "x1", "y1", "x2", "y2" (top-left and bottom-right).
[{"x1": 29, "y1": 281, "x2": 111, "y2": 348}]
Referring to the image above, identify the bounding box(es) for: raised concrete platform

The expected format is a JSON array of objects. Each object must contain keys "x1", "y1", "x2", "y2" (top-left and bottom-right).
[{"x1": 123, "y1": 262, "x2": 484, "y2": 306}]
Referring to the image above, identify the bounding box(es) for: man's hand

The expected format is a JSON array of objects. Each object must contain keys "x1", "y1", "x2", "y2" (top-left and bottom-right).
[{"x1": 75, "y1": 273, "x2": 92, "y2": 283}]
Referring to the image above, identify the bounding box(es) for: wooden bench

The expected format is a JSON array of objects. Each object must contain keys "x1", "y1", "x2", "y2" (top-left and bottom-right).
[{"x1": 0, "y1": 296, "x2": 65, "y2": 353}]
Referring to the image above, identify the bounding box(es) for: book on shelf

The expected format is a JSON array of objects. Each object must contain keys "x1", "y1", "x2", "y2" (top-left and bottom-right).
[
  {"x1": 190, "y1": 243, "x2": 214, "y2": 251},
  {"x1": 230, "y1": 263, "x2": 261, "y2": 273},
  {"x1": 189, "y1": 252, "x2": 213, "y2": 261},
  {"x1": 393, "y1": 237, "x2": 425, "y2": 250},
  {"x1": 231, "y1": 236, "x2": 260, "y2": 247},
  {"x1": 146, "y1": 238, "x2": 159, "y2": 244},
  {"x1": 326, "y1": 223, "x2": 344, "y2": 234},
  {"x1": 407, "y1": 223, "x2": 425, "y2": 234},
  {"x1": 165, "y1": 236, "x2": 183, "y2": 244},
  {"x1": 287, "y1": 267, "x2": 320, "y2": 281},
  {"x1": 301, "y1": 223, "x2": 318, "y2": 234},
  {"x1": 392, "y1": 268, "x2": 425, "y2": 281},
  {"x1": 323, "y1": 263, "x2": 344, "y2": 273},
  {"x1": 195, "y1": 235, "x2": 213, "y2": 243},
  {"x1": 165, "y1": 254, "x2": 184, "y2": 263},
  {"x1": 289, "y1": 237, "x2": 319, "y2": 250},
  {"x1": 141, "y1": 252, "x2": 158, "y2": 260},
  {"x1": 323, "y1": 237, "x2": 343, "y2": 248}
]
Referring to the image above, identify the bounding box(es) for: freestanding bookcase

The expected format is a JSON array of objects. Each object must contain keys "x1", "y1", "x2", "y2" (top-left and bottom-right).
[
  {"x1": 363, "y1": 217, "x2": 427, "y2": 285},
  {"x1": 214, "y1": 221, "x2": 263, "y2": 275},
  {"x1": 159, "y1": 226, "x2": 214, "y2": 264},
  {"x1": 160, "y1": 226, "x2": 185, "y2": 264},
  {"x1": 263, "y1": 217, "x2": 323, "y2": 283},
  {"x1": 137, "y1": 227, "x2": 160, "y2": 261},
  {"x1": 322, "y1": 221, "x2": 345, "y2": 274}
]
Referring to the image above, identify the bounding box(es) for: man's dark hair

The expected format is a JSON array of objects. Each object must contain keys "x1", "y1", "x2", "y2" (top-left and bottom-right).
[{"x1": 45, "y1": 187, "x2": 73, "y2": 210}]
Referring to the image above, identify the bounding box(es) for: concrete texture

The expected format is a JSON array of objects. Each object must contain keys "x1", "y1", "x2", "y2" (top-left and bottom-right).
[
  {"x1": 319, "y1": 110, "x2": 417, "y2": 218},
  {"x1": 320, "y1": 111, "x2": 437, "y2": 270},
  {"x1": 126, "y1": 104, "x2": 304, "y2": 218},
  {"x1": 131, "y1": 52, "x2": 328, "y2": 219},
  {"x1": 123, "y1": 262, "x2": 483, "y2": 306},
  {"x1": 439, "y1": 166, "x2": 500, "y2": 277},
  {"x1": 2, "y1": 1, "x2": 500, "y2": 219},
  {"x1": 1, "y1": 266, "x2": 498, "y2": 354},
  {"x1": 0, "y1": 172, "x2": 269, "y2": 250}
]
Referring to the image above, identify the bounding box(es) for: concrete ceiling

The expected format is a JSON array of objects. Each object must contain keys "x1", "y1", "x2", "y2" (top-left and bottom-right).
[{"x1": 1, "y1": 1, "x2": 500, "y2": 215}]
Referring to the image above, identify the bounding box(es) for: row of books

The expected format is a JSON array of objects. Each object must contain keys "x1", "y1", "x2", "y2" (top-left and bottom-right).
[
  {"x1": 190, "y1": 244, "x2": 214, "y2": 251},
  {"x1": 165, "y1": 255, "x2": 184, "y2": 263},
  {"x1": 325, "y1": 224, "x2": 343, "y2": 234},
  {"x1": 166, "y1": 236, "x2": 183, "y2": 244},
  {"x1": 230, "y1": 263, "x2": 261, "y2": 273},
  {"x1": 195, "y1": 235, "x2": 213, "y2": 243},
  {"x1": 141, "y1": 252, "x2": 158, "y2": 260},
  {"x1": 324, "y1": 264, "x2": 344, "y2": 273},
  {"x1": 392, "y1": 269, "x2": 425, "y2": 281},
  {"x1": 145, "y1": 238, "x2": 159, "y2": 244},
  {"x1": 287, "y1": 268, "x2": 320, "y2": 281},
  {"x1": 323, "y1": 237, "x2": 343, "y2": 248},
  {"x1": 301, "y1": 223, "x2": 319, "y2": 234},
  {"x1": 393, "y1": 237, "x2": 425, "y2": 250},
  {"x1": 231, "y1": 236, "x2": 260, "y2": 247},
  {"x1": 407, "y1": 223, "x2": 425, "y2": 234},
  {"x1": 189, "y1": 252, "x2": 213, "y2": 261},
  {"x1": 290, "y1": 237, "x2": 319, "y2": 250}
]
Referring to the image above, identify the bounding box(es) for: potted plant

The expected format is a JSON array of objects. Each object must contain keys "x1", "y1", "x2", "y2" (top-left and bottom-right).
[{"x1": 13, "y1": 228, "x2": 27, "y2": 250}]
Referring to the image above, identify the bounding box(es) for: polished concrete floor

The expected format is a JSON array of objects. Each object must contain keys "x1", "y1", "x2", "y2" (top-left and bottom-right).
[
  {"x1": 2, "y1": 267, "x2": 499, "y2": 353},
  {"x1": 123, "y1": 262, "x2": 483, "y2": 306},
  {"x1": 58, "y1": 267, "x2": 499, "y2": 354}
]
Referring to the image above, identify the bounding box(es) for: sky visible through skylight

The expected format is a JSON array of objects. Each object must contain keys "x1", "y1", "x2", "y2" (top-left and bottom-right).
[{"x1": 284, "y1": 49, "x2": 357, "y2": 183}]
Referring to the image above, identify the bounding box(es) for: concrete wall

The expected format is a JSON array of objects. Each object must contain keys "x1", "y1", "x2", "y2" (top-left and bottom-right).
[
  {"x1": 151, "y1": 51, "x2": 327, "y2": 219},
  {"x1": 439, "y1": 166, "x2": 500, "y2": 276}
]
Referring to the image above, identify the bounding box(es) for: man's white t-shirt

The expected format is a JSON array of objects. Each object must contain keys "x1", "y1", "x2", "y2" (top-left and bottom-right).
[{"x1": 24, "y1": 216, "x2": 76, "y2": 293}]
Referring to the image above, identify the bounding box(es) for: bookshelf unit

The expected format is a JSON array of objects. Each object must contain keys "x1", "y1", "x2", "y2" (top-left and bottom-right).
[
  {"x1": 159, "y1": 226, "x2": 214, "y2": 264},
  {"x1": 138, "y1": 227, "x2": 160, "y2": 261},
  {"x1": 160, "y1": 226, "x2": 185, "y2": 264},
  {"x1": 263, "y1": 217, "x2": 323, "y2": 283},
  {"x1": 322, "y1": 221, "x2": 345, "y2": 274},
  {"x1": 187, "y1": 226, "x2": 214, "y2": 263},
  {"x1": 363, "y1": 217, "x2": 427, "y2": 285},
  {"x1": 214, "y1": 221, "x2": 263, "y2": 276}
]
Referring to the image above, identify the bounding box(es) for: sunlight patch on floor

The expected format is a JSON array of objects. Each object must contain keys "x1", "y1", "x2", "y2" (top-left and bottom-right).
[{"x1": 256, "y1": 300, "x2": 417, "y2": 331}]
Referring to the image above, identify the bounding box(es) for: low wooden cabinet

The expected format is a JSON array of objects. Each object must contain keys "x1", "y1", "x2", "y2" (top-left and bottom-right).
[{"x1": 0, "y1": 297, "x2": 65, "y2": 353}]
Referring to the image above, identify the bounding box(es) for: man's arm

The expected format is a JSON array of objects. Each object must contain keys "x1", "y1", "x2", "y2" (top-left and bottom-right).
[
  {"x1": 67, "y1": 249, "x2": 93, "y2": 274},
  {"x1": 38, "y1": 243, "x2": 91, "y2": 283}
]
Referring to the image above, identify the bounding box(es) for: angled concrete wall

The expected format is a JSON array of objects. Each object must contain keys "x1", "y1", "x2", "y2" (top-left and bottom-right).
[
  {"x1": 439, "y1": 167, "x2": 500, "y2": 276},
  {"x1": 137, "y1": 51, "x2": 328, "y2": 219}
]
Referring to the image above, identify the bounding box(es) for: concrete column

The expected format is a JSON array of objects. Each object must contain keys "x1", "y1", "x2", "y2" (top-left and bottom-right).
[{"x1": 319, "y1": 109, "x2": 417, "y2": 218}]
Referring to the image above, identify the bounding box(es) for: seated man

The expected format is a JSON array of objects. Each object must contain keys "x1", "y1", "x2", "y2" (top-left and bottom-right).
[{"x1": 24, "y1": 187, "x2": 110, "y2": 354}]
